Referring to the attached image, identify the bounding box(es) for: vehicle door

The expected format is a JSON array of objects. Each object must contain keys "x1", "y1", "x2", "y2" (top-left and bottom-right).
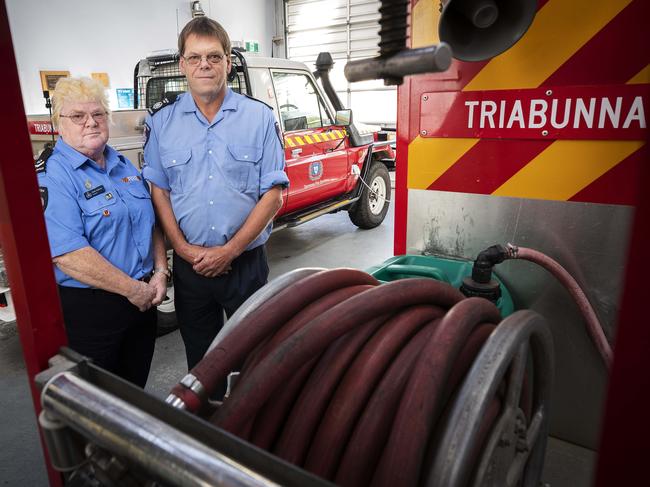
[{"x1": 270, "y1": 70, "x2": 350, "y2": 213}]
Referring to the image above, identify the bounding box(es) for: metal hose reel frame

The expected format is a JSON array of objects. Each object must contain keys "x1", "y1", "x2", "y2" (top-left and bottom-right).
[{"x1": 427, "y1": 310, "x2": 554, "y2": 487}]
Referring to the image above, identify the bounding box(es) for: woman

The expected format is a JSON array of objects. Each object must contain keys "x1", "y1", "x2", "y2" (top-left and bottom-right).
[{"x1": 37, "y1": 77, "x2": 168, "y2": 387}]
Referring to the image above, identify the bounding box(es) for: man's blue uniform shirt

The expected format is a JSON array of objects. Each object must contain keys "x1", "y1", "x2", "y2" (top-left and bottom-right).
[
  {"x1": 38, "y1": 139, "x2": 155, "y2": 287},
  {"x1": 142, "y1": 89, "x2": 289, "y2": 250}
]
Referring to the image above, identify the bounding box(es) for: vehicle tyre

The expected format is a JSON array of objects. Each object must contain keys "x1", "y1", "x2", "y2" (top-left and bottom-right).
[
  {"x1": 156, "y1": 252, "x2": 178, "y2": 337},
  {"x1": 156, "y1": 283, "x2": 178, "y2": 337},
  {"x1": 348, "y1": 161, "x2": 391, "y2": 229}
]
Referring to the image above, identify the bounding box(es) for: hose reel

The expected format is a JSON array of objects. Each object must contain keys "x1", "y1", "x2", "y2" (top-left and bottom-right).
[
  {"x1": 168, "y1": 267, "x2": 554, "y2": 487},
  {"x1": 38, "y1": 259, "x2": 563, "y2": 486}
]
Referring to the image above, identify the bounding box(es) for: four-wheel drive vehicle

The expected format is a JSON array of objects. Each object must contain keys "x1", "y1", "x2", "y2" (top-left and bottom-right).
[{"x1": 27, "y1": 50, "x2": 395, "y2": 335}]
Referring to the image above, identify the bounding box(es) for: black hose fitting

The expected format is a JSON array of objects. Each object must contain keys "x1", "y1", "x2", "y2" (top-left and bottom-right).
[{"x1": 460, "y1": 245, "x2": 508, "y2": 303}]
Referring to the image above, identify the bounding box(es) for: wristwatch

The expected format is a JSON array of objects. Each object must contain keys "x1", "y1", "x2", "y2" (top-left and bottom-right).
[{"x1": 153, "y1": 267, "x2": 171, "y2": 278}]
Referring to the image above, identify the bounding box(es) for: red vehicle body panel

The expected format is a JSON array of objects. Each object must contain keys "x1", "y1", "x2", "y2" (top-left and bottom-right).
[{"x1": 280, "y1": 126, "x2": 351, "y2": 215}]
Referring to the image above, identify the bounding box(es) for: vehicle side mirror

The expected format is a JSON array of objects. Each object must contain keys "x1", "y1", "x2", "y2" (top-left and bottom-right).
[{"x1": 335, "y1": 109, "x2": 353, "y2": 126}]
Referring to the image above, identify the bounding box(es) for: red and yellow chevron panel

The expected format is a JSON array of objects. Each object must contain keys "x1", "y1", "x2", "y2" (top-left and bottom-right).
[
  {"x1": 406, "y1": 0, "x2": 649, "y2": 206},
  {"x1": 284, "y1": 130, "x2": 346, "y2": 148}
]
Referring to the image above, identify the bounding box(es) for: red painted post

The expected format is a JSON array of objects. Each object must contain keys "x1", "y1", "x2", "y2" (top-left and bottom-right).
[
  {"x1": 0, "y1": 2, "x2": 67, "y2": 485},
  {"x1": 594, "y1": 130, "x2": 650, "y2": 484}
]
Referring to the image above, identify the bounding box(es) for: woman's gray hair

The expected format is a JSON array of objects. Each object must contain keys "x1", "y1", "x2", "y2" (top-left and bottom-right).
[{"x1": 51, "y1": 77, "x2": 111, "y2": 128}]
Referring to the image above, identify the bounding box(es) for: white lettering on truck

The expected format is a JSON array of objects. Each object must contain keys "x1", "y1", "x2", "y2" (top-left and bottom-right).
[{"x1": 465, "y1": 96, "x2": 646, "y2": 130}]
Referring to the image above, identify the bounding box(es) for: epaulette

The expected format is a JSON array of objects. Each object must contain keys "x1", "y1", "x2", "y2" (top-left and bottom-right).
[
  {"x1": 35, "y1": 146, "x2": 53, "y2": 174},
  {"x1": 244, "y1": 94, "x2": 274, "y2": 111},
  {"x1": 148, "y1": 93, "x2": 179, "y2": 116}
]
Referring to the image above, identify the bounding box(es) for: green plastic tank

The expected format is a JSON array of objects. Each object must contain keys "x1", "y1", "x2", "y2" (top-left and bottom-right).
[{"x1": 367, "y1": 254, "x2": 514, "y2": 317}]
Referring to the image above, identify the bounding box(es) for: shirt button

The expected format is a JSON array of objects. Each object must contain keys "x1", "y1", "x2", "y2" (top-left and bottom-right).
[
  {"x1": 172, "y1": 159, "x2": 176, "y2": 163},
  {"x1": 208, "y1": 150, "x2": 212, "y2": 154},
  {"x1": 208, "y1": 175, "x2": 213, "y2": 179},
  {"x1": 211, "y1": 226, "x2": 215, "y2": 230},
  {"x1": 244, "y1": 155, "x2": 248, "y2": 159},
  {"x1": 209, "y1": 201, "x2": 214, "y2": 205}
]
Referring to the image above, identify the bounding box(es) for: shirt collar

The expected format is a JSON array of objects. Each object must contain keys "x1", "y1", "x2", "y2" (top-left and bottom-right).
[
  {"x1": 54, "y1": 138, "x2": 123, "y2": 172},
  {"x1": 180, "y1": 87, "x2": 239, "y2": 114},
  {"x1": 221, "y1": 88, "x2": 238, "y2": 112},
  {"x1": 54, "y1": 138, "x2": 88, "y2": 169},
  {"x1": 104, "y1": 145, "x2": 126, "y2": 174}
]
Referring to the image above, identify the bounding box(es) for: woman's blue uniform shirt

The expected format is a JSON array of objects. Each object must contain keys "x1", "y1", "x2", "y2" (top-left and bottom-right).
[
  {"x1": 142, "y1": 89, "x2": 289, "y2": 250},
  {"x1": 38, "y1": 139, "x2": 155, "y2": 288}
]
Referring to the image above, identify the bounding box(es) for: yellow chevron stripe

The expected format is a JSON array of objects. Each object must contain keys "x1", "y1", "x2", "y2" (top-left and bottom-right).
[
  {"x1": 491, "y1": 61, "x2": 647, "y2": 200},
  {"x1": 304, "y1": 135, "x2": 314, "y2": 144},
  {"x1": 294, "y1": 136, "x2": 305, "y2": 145},
  {"x1": 334, "y1": 130, "x2": 343, "y2": 139},
  {"x1": 465, "y1": 0, "x2": 633, "y2": 91},
  {"x1": 492, "y1": 140, "x2": 644, "y2": 200},
  {"x1": 285, "y1": 137, "x2": 295, "y2": 148},
  {"x1": 412, "y1": 0, "x2": 440, "y2": 48},
  {"x1": 312, "y1": 133, "x2": 322, "y2": 142},
  {"x1": 408, "y1": 136, "x2": 479, "y2": 189},
  {"x1": 628, "y1": 64, "x2": 650, "y2": 84}
]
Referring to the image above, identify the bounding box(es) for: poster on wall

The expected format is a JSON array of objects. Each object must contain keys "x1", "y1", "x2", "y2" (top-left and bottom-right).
[
  {"x1": 39, "y1": 70, "x2": 70, "y2": 92},
  {"x1": 116, "y1": 88, "x2": 134, "y2": 109},
  {"x1": 91, "y1": 72, "x2": 110, "y2": 88}
]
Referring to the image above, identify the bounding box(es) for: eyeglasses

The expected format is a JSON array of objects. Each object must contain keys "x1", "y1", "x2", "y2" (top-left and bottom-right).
[
  {"x1": 182, "y1": 52, "x2": 226, "y2": 66},
  {"x1": 60, "y1": 111, "x2": 108, "y2": 125}
]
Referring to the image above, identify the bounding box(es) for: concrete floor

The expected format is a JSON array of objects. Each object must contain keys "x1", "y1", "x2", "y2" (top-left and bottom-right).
[{"x1": 0, "y1": 187, "x2": 597, "y2": 486}]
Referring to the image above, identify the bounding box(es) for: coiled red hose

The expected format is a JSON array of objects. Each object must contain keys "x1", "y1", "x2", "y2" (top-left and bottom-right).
[{"x1": 175, "y1": 269, "x2": 528, "y2": 486}]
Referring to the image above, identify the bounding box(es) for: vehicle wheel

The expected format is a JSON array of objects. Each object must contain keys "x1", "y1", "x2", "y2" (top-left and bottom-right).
[
  {"x1": 156, "y1": 283, "x2": 178, "y2": 337},
  {"x1": 348, "y1": 161, "x2": 391, "y2": 229},
  {"x1": 156, "y1": 253, "x2": 178, "y2": 337}
]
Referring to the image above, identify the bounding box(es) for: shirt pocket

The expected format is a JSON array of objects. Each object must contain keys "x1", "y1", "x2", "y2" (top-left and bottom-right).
[
  {"x1": 225, "y1": 144, "x2": 262, "y2": 193},
  {"x1": 80, "y1": 193, "x2": 117, "y2": 215},
  {"x1": 161, "y1": 148, "x2": 191, "y2": 193},
  {"x1": 79, "y1": 194, "x2": 119, "y2": 240},
  {"x1": 125, "y1": 183, "x2": 152, "y2": 200},
  {"x1": 124, "y1": 184, "x2": 155, "y2": 234}
]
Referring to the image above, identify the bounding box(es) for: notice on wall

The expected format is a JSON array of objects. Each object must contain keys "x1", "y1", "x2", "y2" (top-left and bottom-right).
[
  {"x1": 116, "y1": 88, "x2": 134, "y2": 109},
  {"x1": 245, "y1": 40, "x2": 259, "y2": 53},
  {"x1": 39, "y1": 70, "x2": 70, "y2": 92},
  {"x1": 91, "y1": 72, "x2": 110, "y2": 88}
]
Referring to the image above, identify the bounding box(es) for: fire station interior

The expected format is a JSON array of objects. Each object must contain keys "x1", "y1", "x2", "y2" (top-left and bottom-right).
[{"x1": 1, "y1": 1, "x2": 648, "y2": 486}]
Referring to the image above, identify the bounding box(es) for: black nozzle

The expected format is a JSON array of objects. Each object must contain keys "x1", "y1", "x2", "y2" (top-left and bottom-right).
[
  {"x1": 460, "y1": 244, "x2": 508, "y2": 303},
  {"x1": 471, "y1": 244, "x2": 507, "y2": 283}
]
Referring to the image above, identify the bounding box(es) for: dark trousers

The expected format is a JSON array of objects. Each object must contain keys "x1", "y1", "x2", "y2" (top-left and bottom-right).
[
  {"x1": 173, "y1": 245, "x2": 269, "y2": 374},
  {"x1": 58, "y1": 286, "x2": 157, "y2": 388}
]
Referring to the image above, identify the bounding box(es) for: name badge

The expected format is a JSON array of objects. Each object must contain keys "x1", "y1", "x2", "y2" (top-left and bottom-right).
[{"x1": 84, "y1": 185, "x2": 106, "y2": 200}]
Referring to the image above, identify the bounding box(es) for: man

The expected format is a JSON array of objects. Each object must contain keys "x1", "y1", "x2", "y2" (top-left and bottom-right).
[{"x1": 142, "y1": 17, "x2": 289, "y2": 378}]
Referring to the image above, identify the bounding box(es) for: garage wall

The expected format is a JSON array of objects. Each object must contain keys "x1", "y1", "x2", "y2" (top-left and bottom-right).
[
  {"x1": 285, "y1": 0, "x2": 396, "y2": 126},
  {"x1": 7, "y1": 0, "x2": 276, "y2": 115}
]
